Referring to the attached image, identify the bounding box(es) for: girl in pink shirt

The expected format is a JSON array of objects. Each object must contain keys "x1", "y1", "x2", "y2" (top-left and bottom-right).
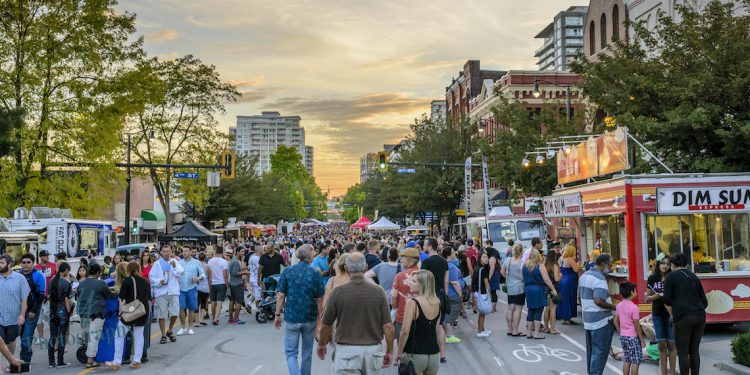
[{"x1": 614, "y1": 282, "x2": 646, "y2": 375}]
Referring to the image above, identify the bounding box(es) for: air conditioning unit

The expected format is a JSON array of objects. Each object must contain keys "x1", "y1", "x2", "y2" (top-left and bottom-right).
[{"x1": 13, "y1": 207, "x2": 28, "y2": 219}]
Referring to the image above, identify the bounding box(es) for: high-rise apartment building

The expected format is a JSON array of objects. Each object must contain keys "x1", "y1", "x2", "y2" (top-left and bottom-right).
[
  {"x1": 535, "y1": 6, "x2": 588, "y2": 71},
  {"x1": 360, "y1": 152, "x2": 378, "y2": 183},
  {"x1": 304, "y1": 146, "x2": 314, "y2": 175},
  {"x1": 230, "y1": 112, "x2": 311, "y2": 176},
  {"x1": 430, "y1": 100, "x2": 446, "y2": 122}
]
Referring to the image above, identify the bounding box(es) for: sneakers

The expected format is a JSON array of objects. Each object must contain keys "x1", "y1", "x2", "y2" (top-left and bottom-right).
[
  {"x1": 228, "y1": 320, "x2": 238, "y2": 325},
  {"x1": 476, "y1": 331, "x2": 490, "y2": 338},
  {"x1": 234, "y1": 320, "x2": 246, "y2": 325},
  {"x1": 188, "y1": 329, "x2": 195, "y2": 335},
  {"x1": 176, "y1": 328, "x2": 186, "y2": 336},
  {"x1": 445, "y1": 336, "x2": 462, "y2": 344},
  {"x1": 57, "y1": 363, "x2": 71, "y2": 368},
  {"x1": 483, "y1": 330, "x2": 492, "y2": 335},
  {"x1": 49, "y1": 363, "x2": 56, "y2": 368}
]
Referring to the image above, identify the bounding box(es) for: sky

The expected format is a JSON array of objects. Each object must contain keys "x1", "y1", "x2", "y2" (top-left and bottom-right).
[{"x1": 121, "y1": 0, "x2": 580, "y2": 195}]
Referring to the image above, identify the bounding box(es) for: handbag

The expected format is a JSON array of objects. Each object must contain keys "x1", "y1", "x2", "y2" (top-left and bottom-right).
[
  {"x1": 121, "y1": 277, "x2": 146, "y2": 323},
  {"x1": 398, "y1": 298, "x2": 418, "y2": 375},
  {"x1": 475, "y1": 268, "x2": 493, "y2": 315}
]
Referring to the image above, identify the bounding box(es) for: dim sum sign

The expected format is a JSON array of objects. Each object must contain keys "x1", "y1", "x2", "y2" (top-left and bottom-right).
[{"x1": 657, "y1": 186, "x2": 750, "y2": 214}]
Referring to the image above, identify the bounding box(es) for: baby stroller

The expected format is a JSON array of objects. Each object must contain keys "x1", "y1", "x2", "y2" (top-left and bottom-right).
[{"x1": 255, "y1": 274, "x2": 282, "y2": 324}]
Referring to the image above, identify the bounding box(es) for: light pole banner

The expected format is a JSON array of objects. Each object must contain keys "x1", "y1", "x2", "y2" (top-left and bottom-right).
[
  {"x1": 464, "y1": 157, "x2": 472, "y2": 215},
  {"x1": 482, "y1": 155, "x2": 492, "y2": 214}
]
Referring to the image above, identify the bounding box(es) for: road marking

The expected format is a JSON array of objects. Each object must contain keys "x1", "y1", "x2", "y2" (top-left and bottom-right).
[
  {"x1": 214, "y1": 338, "x2": 238, "y2": 355},
  {"x1": 494, "y1": 355, "x2": 504, "y2": 367},
  {"x1": 512, "y1": 343, "x2": 582, "y2": 363},
  {"x1": 249, "y1": 365, "x2": 263, "y2": 375},
  {"x1": 76, "y1": 367, "x2": 96, "y2": 375}
]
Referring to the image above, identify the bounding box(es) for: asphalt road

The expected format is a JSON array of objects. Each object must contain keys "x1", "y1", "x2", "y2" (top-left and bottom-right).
[{"x1": 4, "y1": 293, "x2": 745, "y2": 375}]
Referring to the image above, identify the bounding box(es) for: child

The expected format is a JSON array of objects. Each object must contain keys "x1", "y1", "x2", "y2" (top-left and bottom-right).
[{"x1": 614, "y1": 282, "x2": 646, "y2": 375}]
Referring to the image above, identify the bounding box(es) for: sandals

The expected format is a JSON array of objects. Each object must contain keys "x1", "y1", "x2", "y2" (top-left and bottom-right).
[
  {"x1": 160, "y1": 336, "x2": 167, "y2": 344},
  {"x1": 167, "y1": 331, "x2": 177, "y2": 342},
  {"x1": 533, "y1": 336, "x2": 546, "y2": 340},
  {"x1": 86, "y1": 362, "x2": 100, "y2": 368},
  {"x1": 549, "y1": 329, "x2": 561, "y2": 335},
  {"x1": 511, "y1": 332, "x2": 525, "y2": 336}
]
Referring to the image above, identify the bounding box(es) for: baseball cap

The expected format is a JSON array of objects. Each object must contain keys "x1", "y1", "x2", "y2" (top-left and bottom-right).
[
  {"x1": 467, "y1": 239, "x2": 474, "y2": 245},
  {"x1": 406, "y1": 240, "x2": 417, "y2": 248},
  {"x1": 401, "y1": 247, "x2": 420, "y2": 259},
  {"x1": 39, "y1": 250, "x2": 50, "y2": 257}
]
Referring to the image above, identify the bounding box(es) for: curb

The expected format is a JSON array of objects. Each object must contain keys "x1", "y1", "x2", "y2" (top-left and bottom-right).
[{"x1": 715, "y1": 361, "x2": 750, "y2": 375}]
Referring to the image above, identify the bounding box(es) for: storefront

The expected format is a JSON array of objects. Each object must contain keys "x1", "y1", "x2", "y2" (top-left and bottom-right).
[{"x1": 546, "y1": 173, "x2": 750, "y2": 322}]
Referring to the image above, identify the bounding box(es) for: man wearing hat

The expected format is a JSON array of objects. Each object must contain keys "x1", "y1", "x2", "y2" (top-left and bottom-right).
[
  {"x1": 389, "y1": 246, "x2": 421, "y2": 340},
  {"x1": 465, "y1": 239, "x2": 478, "y2": 269}
]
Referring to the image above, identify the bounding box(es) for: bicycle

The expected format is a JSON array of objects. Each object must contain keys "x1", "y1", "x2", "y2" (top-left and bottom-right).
[{"x1": 512, "y1": 343, "x2": 582, "y2": 363}]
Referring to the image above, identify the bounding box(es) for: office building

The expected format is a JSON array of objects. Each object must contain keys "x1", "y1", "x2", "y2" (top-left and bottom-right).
[{"x1": 534, "y1": 6, "x2": 588, "y2": 71}]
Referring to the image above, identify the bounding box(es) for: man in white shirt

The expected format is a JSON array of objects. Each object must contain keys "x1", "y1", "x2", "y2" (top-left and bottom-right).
[
  {"x1": 149, "y1": 245, "x2": 185, "y2": 344},
  {"x1": 207, "y1": 247, "x2": 229, "y2": 325},
  {"x1": 247, "y1": 246, "x2": 262, "y2": 307}
]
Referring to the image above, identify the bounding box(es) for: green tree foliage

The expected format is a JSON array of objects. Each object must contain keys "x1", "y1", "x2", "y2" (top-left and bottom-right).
[
  {"x1": 125, "y1": 55, "x2": 238, "y2": 231},
  {"x1": 571, "y1": 0, "x2": 750, "y2": 173},
  {"x1": 270, "y1": 144, "x2": 327, "y2": 220},
  {"x1": 485, "y1": 96, "x2": 587, "y2": 197},
  {"x1": 342, "y1": 183, "x2": 366, "y2": 224},
  {"x1": 0, "y1": 0, "x2": 142, "y2": 216}
]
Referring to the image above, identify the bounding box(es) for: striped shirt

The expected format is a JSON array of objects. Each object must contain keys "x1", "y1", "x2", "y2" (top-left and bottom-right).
[
  {"x1": 0, "y1": 271, "x2": 31, "y2": 326},
  {"x1": 578, "y1": 269, "x2": 612, "y2": 330}
]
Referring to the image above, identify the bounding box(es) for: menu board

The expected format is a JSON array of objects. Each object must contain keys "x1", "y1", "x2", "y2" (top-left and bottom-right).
[
  {"x1": 556, "y1": 127, "x2": 630, "y2": 185},
  {"x1": 597, "y1": 127, "x2": 629, "y2": 175}
]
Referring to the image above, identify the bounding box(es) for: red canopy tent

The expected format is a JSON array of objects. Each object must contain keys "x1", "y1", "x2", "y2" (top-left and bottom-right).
[{"x1": 349, "y1": 216, "x2": 371, "y2": 230}]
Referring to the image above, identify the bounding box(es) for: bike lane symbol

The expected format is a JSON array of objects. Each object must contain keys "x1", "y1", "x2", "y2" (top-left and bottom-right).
[{"x1": 512, "y1": 344, "x2": 582, "y2": 363}]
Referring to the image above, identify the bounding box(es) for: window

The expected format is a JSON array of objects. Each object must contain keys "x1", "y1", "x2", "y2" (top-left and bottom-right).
[
  {"x1": 586, "y1": 215, "x2": 625, "y2": 264},
  {"x1": 517, "y1": 220, "x2": 544, "y2": 241},
  {"x1": 488, "y1": 221, "x2": 516, "y2": 244},
  {"x1": 612, "y1": 5, "x2": 620, "y2": 41},
  {"x1": 600, "y1": 13, "x2": 608, "y2": 49},
  {"x1": 565, "y1": 16, "x2": 583, "y2": 26},
  {"x1": 589, "y1": 21, "x2": 596, "y2": 54}
]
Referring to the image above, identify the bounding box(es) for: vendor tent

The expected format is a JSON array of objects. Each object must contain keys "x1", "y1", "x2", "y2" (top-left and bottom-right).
[
  {"x1": 159, "y1": 220, "x2": 219, "y2": 243},
  {"x1": 367, "y1": 217, "x2": 400, "y2": 231},
  {"x1": 349, "y1": 216, "x2": 371, "y2": 230}
]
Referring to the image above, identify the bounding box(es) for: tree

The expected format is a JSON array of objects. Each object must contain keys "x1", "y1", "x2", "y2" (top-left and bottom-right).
[
  {"x1": 269, "y1": 144, "x2": 327, "y2": 220},
  {"x1": 571, "y1": 0, "x2": 750, "y2": 173},
  {"x1": 342, "y1": 183, "x2": 366, "y2": 224},
  {"x1": 0, "y1": 0, "x2": 142, "y2": 215},
  {"x1": 126, "y1": 55, "x2": 238, "y2": 231}
]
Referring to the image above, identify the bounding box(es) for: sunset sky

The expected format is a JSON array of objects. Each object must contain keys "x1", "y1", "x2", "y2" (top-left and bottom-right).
[{"x1": 122, "y1": 0, "x2": 580, "y2": 195}]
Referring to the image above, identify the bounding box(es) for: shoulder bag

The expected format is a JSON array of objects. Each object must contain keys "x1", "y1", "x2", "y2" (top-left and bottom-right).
[
  {"x1": 398, "y1": 298, "x2": 418, "y2": 375},
  {"x1": 121, "y1": 277, "x2": 146, "y2": 323},
  {"x1": 474, "y1": 268, "x2": 492, "y2": 315}
]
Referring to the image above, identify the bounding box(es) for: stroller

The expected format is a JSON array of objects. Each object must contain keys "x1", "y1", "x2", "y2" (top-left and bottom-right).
[{"x1": 255, "y1": 274, "x2": 282, "y2": 324}]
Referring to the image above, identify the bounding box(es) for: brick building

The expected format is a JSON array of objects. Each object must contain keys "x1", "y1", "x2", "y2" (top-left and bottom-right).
[{"x1": 445, "y1": 60, "x2": 506, "y2": 120}]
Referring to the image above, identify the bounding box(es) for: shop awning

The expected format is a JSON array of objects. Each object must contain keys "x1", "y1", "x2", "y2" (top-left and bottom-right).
[{"x1": 141, "y1": 210, "x2": 166, "y2": 231}]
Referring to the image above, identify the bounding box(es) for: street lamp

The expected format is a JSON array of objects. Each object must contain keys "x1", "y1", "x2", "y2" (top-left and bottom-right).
[
  {"x1": 532, "y1": 78, "x2": 573, "y2": 122},
  {"x1": 124, "y1": 129, "x2": 154, "y2": 245}
]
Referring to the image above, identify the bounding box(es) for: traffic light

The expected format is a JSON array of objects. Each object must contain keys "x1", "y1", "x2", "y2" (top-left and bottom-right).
[
  {"x1": 378, "y1": 151, "x2": 388, "y2": 170},
  {"x1": 221, "y1": 150, "x2": 235, "y2": 179},
  {"x1": 131, "y1": 220, "x2": 139, "y2": 234}
]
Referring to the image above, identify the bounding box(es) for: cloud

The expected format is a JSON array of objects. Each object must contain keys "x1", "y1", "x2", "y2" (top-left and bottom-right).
[
  {"x1": 731, "y1": 284, "x2": 750, "y2": 299},
  {"x1": 228, "y1": 86, "x2": 283, "y2": 104},
  {"x1": 155, "y1": 52, "x2": 180, "y2": 62},
  {"x1": 146, "y1": 29, "x2": 179, "y2": 43},
  {"x1": 227, "y1": 77, "x2": 265, "y2": 88}
]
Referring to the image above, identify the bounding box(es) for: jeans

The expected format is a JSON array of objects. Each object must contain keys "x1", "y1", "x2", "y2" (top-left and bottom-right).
[
  {"x1": 284, "y1": 321, "x2": 316, "y2": 375},
  {"x1": 673, "y1": 314, "x2": 706, "y2": 375},
  {"x1": 332, "y1": 344, "x2": 386, "y2": 375},
  {"x1": 48, "y1": 312, "x2": 70, "y2": 365},
  {"x1": 114, "y1": 322, "x2": 144, "y2": 365},
  {"x1": 20, "y1": 313, "x2": 39, "y2": 362},
  {"x1": 585, "y1": 320, "x2": 614, "y2": 375}
]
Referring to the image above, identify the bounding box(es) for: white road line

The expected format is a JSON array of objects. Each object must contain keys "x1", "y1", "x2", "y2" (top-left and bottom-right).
[
  {"x1": 494, "y1": 355, "x2": 504, "y2": 367},
  {"x1": 249, "y1": 365, "x2": 263, "y2": 375}
]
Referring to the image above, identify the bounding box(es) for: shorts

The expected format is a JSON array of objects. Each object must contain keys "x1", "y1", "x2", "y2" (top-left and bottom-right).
[
  {"x1": 210, "y1": 284, "x2": 228, "y2": 302},
  {"x1": 652, "y1": 315, "x2": 675, "y2": 343},
  {"x1": 179, "y1": 288, "x2": 199, "y2": 312},
  {"x1": 620, "y1": 336, "x2": 643, "y2": 364},
  {"x1": 443, "y1": 296, "x2": 462, "y2": 325},
  {"x1": 490, "y1": 290, "x2": 498, "y2": 303},
  {"x1": 402, "y1": 352, "x2": 440, "y2": 374},
  {"x1": 508, "y1": 293, "x2": 526, "y2": 306},
  {"x1": 526, "y1": 306, "x2": 544, "y2": 322},
  {"x1": 0, "y1": 325, "x2": 20, "y2": 344},
  {"x1": 155, "y1": 295, "x2": 180, "y2": 319},
  {"x1": 197, "y1": 290, "x2": 209, "y2": 311},
  {"x1": 229, "y1": 284, "x2": 245, "y2": 305}
]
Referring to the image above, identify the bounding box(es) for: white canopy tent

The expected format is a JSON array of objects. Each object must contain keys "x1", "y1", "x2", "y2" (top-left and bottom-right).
[{"x1": 367, "y1": 217, "x2": 400, "y2": 231}]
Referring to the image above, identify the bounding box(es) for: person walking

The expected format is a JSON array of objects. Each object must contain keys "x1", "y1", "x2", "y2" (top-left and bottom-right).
[
  {"x1": 312, "y1": 243, "x2": 332, "y2": 287},
  {"x1": 18, "y1": 253, "x2": 46, "y2": 365},
  {"x1": 139, "y1": 252, "x2": 153, "y2": 279},
  {"x1": 557, "y1": 242, "x2": 581, "y2": 325},
  {"x1": 178, "y1": 247, "x2": 206, "y2": 335},
  {"x1": 318, "y1": 252, "x2": 394, "y2": 374},
  {"x1": 579, "y1": 254, "x2": 617, "y2": 375},
  {"x1": 472, "y1": 253, "x2": 491, "y2": 337},
  {"x1": 646, "y1": 253, "x2": 676, "y2": 375},
  {"x1": 0, "y1": 254, "x2": 29, "y2": 363},
  {"x1": 247, "y1": 246, "x2": 263, "y2": 309},
  {"x1": 196, "y1": 252, "x2": 211, "y2": 326},
  {"x1": 274, "y1": 245, "x2": 324, "y2": 375},
  {"x1": 149, "y1": 245, "x2": 185, "y2": 344},
  {"x1": 542, "y1": 250, "x2": 561, "y2": 334},
  {"x1": 110, "y1": 262, "x2": 151, "y2": 370},
  {"x1": 227, "y1": 248, "x2": 249, "y2": 325},
  {"x1": 663, "y1": 252, "x2": 708, "y2": 375},
  {"x1": 420, "y1": 237, "x2": 448, "y2": 363},
  {"x1": 391, "y1": 248, "x2": 421, "y2": 340},
  {"x1": 34, "y1": 250, "x2": 56, "y2": 346},
  {"x1": 396, "y1": 270, "x2": 441, "y2": 375},
  {"x1": 207, "y1": 247, "x2": 229, "y2": 325},
  {"x1": 47, "y1": 262, "x2": 72, "y2": 368},
  {"x1": 501, "y1": 243, "x2": 525, "y2": 336},
  {"x1": 365, "y1": 248, "x2": 399, "y2": 298},
  {"x1": 442, "y1": 246, "x2": 462, "y2": 344},
  {"x1": 76, "y1": 264, "x2": 115, "y2": 368},
  {"x1": 522, "y1": 249, "x2": 558, "y2": 339},
  {"x1": 484, "y1": 240, "x2": 503, "y2": 313},
  {"x1": 365, "y1": 239, "x2": 382, "y2": 272}
]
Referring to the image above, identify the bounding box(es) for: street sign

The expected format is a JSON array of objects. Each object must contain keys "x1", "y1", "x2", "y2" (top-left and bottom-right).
[
  {"x1": 455, "y1": 209, "x2": 466, "y2": 217},
  {"x1": 304, "y1": 205, "x2": 312, "y2": 210},
  {"x1": 174, "y1": 172, "x2": 199, "y2": 179},
  {"x1": 207, "y1": 172, "x2": 220, "y2": 187},
  {"x1": 397, "y1": 168, "x2": 416, "y2": 174}
]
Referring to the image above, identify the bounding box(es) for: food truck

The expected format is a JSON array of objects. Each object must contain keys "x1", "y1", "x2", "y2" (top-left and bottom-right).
[
  {"x1": 463, "y1": 207, "x2": 548, "y2": 252},
  {"x1": 545, "y1": 173, "x2": 750, "y2": 323}
]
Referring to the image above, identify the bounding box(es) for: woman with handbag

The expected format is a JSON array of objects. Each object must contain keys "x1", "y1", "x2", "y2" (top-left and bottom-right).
[
  {"x1": 109, "y1": 262, "x2": 151, "y2": 370},
  {"x1": 471, "y1": 253, "x2": 492, "y2": 337},
  {"x1": 396, "y1": 270, "x2": 441, "y2": 375},
  {"x1": 523, "y1": 249, "x2": 558, "y2": 339}
]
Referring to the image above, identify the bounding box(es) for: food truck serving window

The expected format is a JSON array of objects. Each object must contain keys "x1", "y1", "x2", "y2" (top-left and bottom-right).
[
  {"x1": 516, "y1": 220, "x2": 543, "y2": 241},
  {"x1": 487, "y1": 221, "x2": 515, "y2": 244},
  {"x1": 645, "y1": 213, "x2": 750, "y2": 273}
]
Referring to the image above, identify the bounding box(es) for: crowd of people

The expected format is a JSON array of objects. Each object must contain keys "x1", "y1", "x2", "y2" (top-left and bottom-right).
[{"x1": 0, "y1": 223, "x2": 709, "y2": 375}]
